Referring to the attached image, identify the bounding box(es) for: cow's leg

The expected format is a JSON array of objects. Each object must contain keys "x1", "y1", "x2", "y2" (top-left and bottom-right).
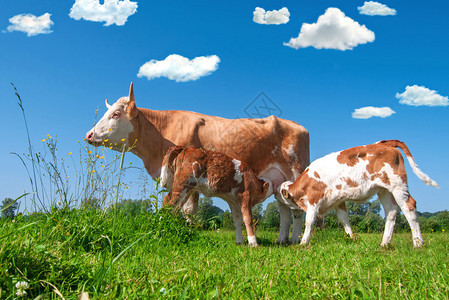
[
  {"x1": 392, "y1": 190, "x2": 423, "y2": 247},
  {"x1": 336, "y1": 202, "x2": 354, "y2": 239},
  {"x1": 379, "y1": 190, "x2": 398, "y2": 246},
  {"x1": 275, "y1": 196, "x2": 291, "y2": 244},
  {"x1": 228, "y1": 199, "x2": 245, "y2": 245},
  {"x1": 300, "y1": 206, "x2": 317, "y2": 245},
  {"x1": 240, "y1": 193, "x2": 258, "y2": 247},
  {"x1": 290, "y1": 209, "x2": 304, "y2": 244},
  {"x1": 182, "y1": 192, "x2": 199, "y2": 222}
]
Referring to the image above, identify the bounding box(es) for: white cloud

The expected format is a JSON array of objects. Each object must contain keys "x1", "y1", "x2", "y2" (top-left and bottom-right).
[
  {"x1": 358, "y1": 1, "x2": 396, "y2": 16},
  {"x1": 253, "y1": 7, "x2": 290, "y2": 25},
  {"x1": 137, "y1": 54, "x2": 221, "y2": 82},
  {"x1": 396, "y1": 85, "x2": 449, "y2": 107},
  {"x1": 6, "y1": 13, "x2": 53, "y2": 37},
  {"x1": 69, "y1": 0, "x2": 137, "y2": 26},
  {"x1": 352, "y1": 106, "x2": 395, "y2": 119},
  {"x1": 284, "y1": 7, "x2": 375, "y2": 51}
]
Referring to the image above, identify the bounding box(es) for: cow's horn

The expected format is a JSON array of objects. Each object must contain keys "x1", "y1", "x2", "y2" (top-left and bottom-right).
[
  {"x1": 105, "y1": 99, "x2": 112, "y2": 109},
  {"x1": 129, "y1": 82, "x2": 135, "y2": 103}
]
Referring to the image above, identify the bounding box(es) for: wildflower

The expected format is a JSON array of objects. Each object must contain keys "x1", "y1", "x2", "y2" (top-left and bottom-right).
[
  {"x1": 46, "y1": 134, "x2": 50, "y2": 137},
  {"x1": 15, "y1": 281, "x2": 29, "y2": 297},
  {"x1": 108, "y1": 128, "x2": 112, "y2": 131},
  {"x1": 66, "y1": 176, "x2": 69, "y2": 179},
  {"x1": 96, "y1": 155, "x2": 100, "y2": 158},
  {"x1": 41, "y1": 139, "x2": 45, "y2": 142},
  {"x1": 104, "y1": 139, "x2": 109, "y2": 142},
  {"x1": 87, "y1": 151, "x2": 92, "y2": 154},
  {"x1": 443, "y1": 229, "x2": 446, "y2": 233},
  {"x1": 160, "y1": 288, "x2": 166, "y2": 293},
  {"x1": 68, "y1": 152, "x2": 72, "y2": 155},
  {"x1": 101, "y1": 165, "x2": 105, "y2": 168},
  {"x1": 91, "y1": 170, "x2": 95, "y2": 173},
  {"x1": 57, "y1": 201, "x2": 61, "y2": 206},
  {"x1": 121, "y1": 138, "x2": 126, "y2": 142}
]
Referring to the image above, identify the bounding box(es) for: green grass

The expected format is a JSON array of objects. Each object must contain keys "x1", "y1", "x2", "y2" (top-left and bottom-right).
[{"x1": 1, "y1": 210, "x2": 448, "y2": 299}]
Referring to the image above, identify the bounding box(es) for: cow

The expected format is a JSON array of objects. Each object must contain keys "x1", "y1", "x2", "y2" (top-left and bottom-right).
[
  {"x1": 279, "y1": 140, "x2": 439, "y2": 247},
  {"x1": 85, "y1": 83, "x2": 310, "y2": 243},
  {"x1": 160, "y1": 146, "x2": 273, "y2": 246}
]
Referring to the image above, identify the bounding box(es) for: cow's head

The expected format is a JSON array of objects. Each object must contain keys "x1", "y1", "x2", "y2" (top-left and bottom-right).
[
  {"x1": 85, "y1": 83, "x2": 139, "y2": 151},
  {"x1": 278, "y1": 181, "x2": 296, "y2": 205}
]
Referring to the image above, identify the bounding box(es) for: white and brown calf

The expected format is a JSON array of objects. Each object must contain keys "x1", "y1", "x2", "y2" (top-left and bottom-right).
[
  {"x1": 280, "y1": 140, "x2": 439, "y2": 247},
  {"x1": 161, "y1": 146, "x2": 273, "y2": 246}
]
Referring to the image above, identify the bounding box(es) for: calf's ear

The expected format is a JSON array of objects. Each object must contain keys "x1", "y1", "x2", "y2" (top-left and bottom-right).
[
  {"x1": 281, "y1": 187, "x2": 292, "y2": 200},
  {"x1": 126, "y1": 82, "x2": 138, "y2": 119}
]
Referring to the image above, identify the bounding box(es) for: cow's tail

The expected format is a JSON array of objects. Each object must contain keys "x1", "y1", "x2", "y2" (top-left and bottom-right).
[{"x1": 377, "y1": 140, "x2": 439, "y2": 188}]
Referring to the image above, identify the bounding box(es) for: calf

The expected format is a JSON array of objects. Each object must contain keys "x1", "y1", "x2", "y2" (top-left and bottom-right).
[
  {"x1": 161, "y1": 146, "x2": 273, "y2": 246},
  {"x1": 279, "y1": 140, "x2": 439, "y2": 247}
]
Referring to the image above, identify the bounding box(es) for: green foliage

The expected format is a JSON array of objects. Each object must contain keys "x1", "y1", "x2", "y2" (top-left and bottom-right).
[
  {"x1": 262, "y1": 201, "x2": 280, "y2": 229},
  {"x1": 346, "y1": 199, "x2": 381, "y2": 216},
  {"x1": 195, "y1": 197, "x2": 224, "y2": 230},
  {"x1": 0, "y1": 207, "x2": 202, "y2": 298},
  {"x1": 222, "y1": 210, "x2": 235, "y2": 230},
  {"x1": 1, "y1": 198, "x2": 19, "y2": 219},
  {"x1": 1, "y1": 213, "x2": 448, "y2": 299}
]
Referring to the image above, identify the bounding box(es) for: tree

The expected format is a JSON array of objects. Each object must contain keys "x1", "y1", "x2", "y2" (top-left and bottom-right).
[
  {"x1": 1, "y1": 198, "x2": 19, "y2": 219},
  {"x1": 113, "y1": 199, "x2": 151, "y2": 216},
  {"x1": 262, "y1": 201, "x2": 280, "y2": 229},
  {"x1": 196, "y1": 197, "x2": 224, "y2": 229},
  {"x1": 252, "y1": 203, "x2": 263, "y2": 229},
  {"x1": 222, "y1": 210, "x2": 235, "y2": 230},
  {"x1": 346, "y1": 199, "x2": 381, "y2": 216}
]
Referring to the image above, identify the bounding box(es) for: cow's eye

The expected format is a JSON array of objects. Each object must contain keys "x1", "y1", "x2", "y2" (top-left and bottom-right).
[{"x1": 112, "y1": 112, "x2": 121, "y2": 119}]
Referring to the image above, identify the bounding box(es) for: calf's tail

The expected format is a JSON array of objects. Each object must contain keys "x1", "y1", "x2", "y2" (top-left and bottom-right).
[{"x1": 377, "y1": 140, "x2": 439, "y2": 188}]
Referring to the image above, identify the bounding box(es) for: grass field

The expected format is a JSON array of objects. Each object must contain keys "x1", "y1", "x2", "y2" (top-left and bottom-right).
[{"x1": 1, "y1": 209, "x2": 448, "y2": 299}]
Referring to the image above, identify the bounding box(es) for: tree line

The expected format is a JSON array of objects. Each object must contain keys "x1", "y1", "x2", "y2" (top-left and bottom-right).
[{"x1": 2, "y1": 197, "x2": 448, "y2": 233}]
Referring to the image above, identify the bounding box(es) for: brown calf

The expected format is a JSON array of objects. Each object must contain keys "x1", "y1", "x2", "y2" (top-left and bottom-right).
[{"x1": 161, "y1": 146, "x2": 272, "y2": 246}]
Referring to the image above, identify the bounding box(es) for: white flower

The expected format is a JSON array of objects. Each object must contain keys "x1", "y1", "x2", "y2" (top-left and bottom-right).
[
  {"x1": 15, "y1": 281, "x2": 29, "y2": 290},
  {"x1": 160, "y1": 287, "x2": 166, "y2": 293},
  {"x1": 16, "y1": 289, "x2": 27, "y2": 297}
]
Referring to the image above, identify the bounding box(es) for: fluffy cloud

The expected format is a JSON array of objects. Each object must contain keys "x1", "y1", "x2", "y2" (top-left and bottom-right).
[
  {"x1": 69, "y1": 0, "x2": 137, "y2": 26},
  {"x1": 284, "y1": 7, "x2": 375, "y2": 51},
  {"x1": 6, "y1": 13, "x2": 53, "y2": 37},
  {"x1": 137, "y1": 54, "x2": 221, "y2": 82},
  {"x1": 358, "y1": 1, "x2": 396, "y2": 16},
  {"x1": 253, "y1": 7, "x2": 290, "y2": 25},
  {"x1": 352, "y1": 106, "x2": 395, "y2": 119},
  {"x1": 396, "y1": 85, "x2": 449, "y2": 107}
]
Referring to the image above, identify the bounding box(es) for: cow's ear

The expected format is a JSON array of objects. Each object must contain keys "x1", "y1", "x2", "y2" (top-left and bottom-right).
[
  {"x1": 281, "y1": 186, "x2": 291, "y2": 200},
  {"x1": 127, "y1": 82, "x2": 138, "y2": 118}
]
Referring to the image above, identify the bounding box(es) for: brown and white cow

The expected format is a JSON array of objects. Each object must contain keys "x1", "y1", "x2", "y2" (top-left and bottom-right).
[
  {"x1": 160, "y1": 146, "x2": 272, "y2": 246},
  {"x1": 85, "y1": 83, "x2": 310, "y2": 243},
  {"x1": 279, "y1": 140, "x2": 439, "y2": 247}
]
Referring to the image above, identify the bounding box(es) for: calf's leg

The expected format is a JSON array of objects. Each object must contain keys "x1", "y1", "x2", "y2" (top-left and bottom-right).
[
  {"x1": 379, "y1": 191, "x2": 398, "y2": 246},
  {"x1": 300, "y1": 206, "x2": 317, "y2": 245},
  {"x1": 336, "y1": 203, "x2": 354, "y2": 238},
  {"x1": 240, "y1": 193, "x2": 258, "y2": 247},
  {"x1": 392, "y1": 191, "x2": 423, "y2": 247}
]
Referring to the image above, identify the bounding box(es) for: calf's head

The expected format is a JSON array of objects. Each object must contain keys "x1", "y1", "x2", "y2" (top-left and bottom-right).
[{"x1": 85, "y1": 82, "x2": 138, "y2": 151}]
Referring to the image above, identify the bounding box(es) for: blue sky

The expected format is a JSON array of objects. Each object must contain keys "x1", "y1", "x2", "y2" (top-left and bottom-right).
[{"x1": 1, "y1": 0, "x2": 448, "y2": 213}]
